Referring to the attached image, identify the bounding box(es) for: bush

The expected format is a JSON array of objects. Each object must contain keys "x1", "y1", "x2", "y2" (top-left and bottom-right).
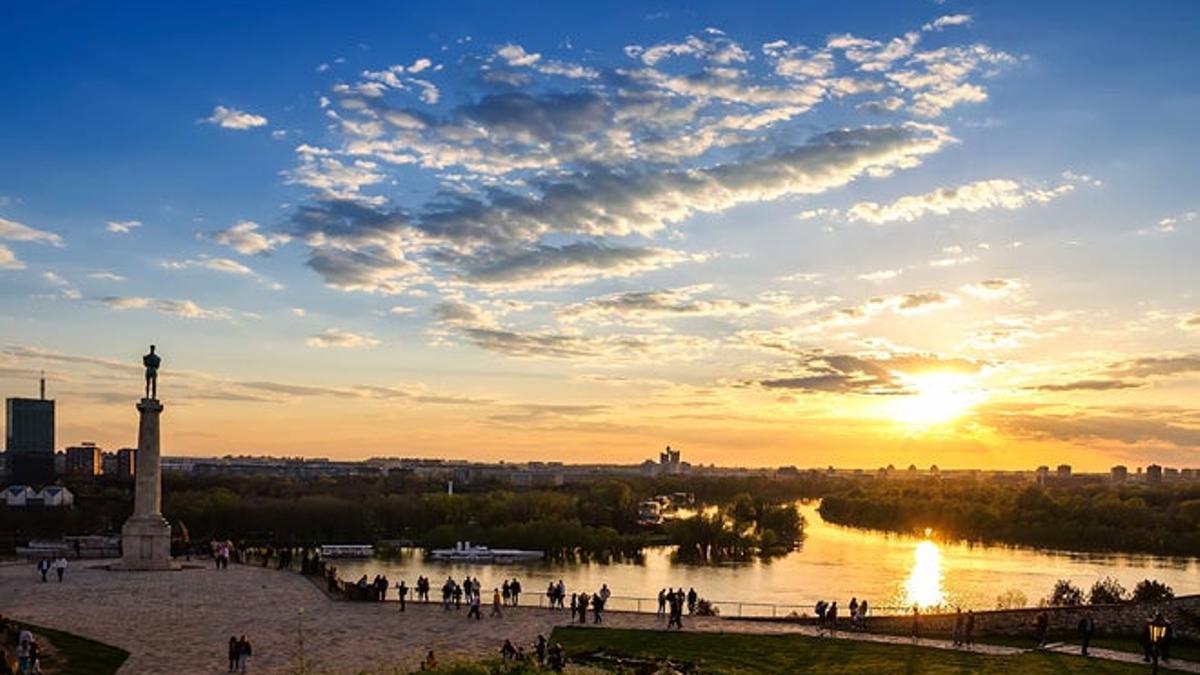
[
  {"x1": 996, "y1": 589, "x2": 1028, "y2": 610},
  {"x1": 1088, "y1": 577, "x2": 1127, "y2": 605},
  {"x1": 1045, "y1": 579, "x2": 1084, "y2": 607},
  {"x1": 1131, "y1": 579, "x2": 1174, "y2": 604}
]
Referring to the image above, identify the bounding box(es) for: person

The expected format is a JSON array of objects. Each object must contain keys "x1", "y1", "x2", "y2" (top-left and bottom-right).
[
  {"x1": 236, "y1": 635, "x2": 251, "y2": 673},
  {"x1": 669, "y1": 589, "x2": 684, "y2": 629},
  {"x1": 420, "y1": 650, "x2": 437, "y2": 671},
  {"x1": 1034, "y1": 610, "x2": 1049, "y2": 648},
  {"x1": 1078, "y1": 613, "x2": 1094, "y2": 656},
  {"x1": 467, "y1": 589, "x2": 482, "y2": 620},
  {"x1": 535, "y1": 634, "x2": 547, "y2": 665},
  {"x1": 911, "y1": 606, "x2": 921, "y2": 640},
  {"x1": 491, "y1": 588, "x2": 503, "y2": 618},
  {"x1": 36, "y1": 558, "x2": 49, "y2": 583},
  {"x1": 848, "y1": 598, "x2": 858, "y2": 628},
  {"x1": 500, "y1": 639, "x2": 517, "y2": 662},
  {"x1": 687, "y1": 587, "x2": 697, "y2": 615},
  {"x1": 827, "y1": 601, "x2": 838, "y2": 632},
  {"x1": 858, "y1": 600, "x2": 870, "y2": 630},
  {"x1": 502, "y1": 580, "x2": 512, "y2": 606},
  {"x1": 592, "y1": 592, "x2": 603, "y2": 624},
  {"x1": 815, "y1": 600, "x2": 827, "y2": 626},
  {"x1": 511, "y1": 578, "x2": 522, "y2": 606},
  {"x1": 397, "y1": 580, "x2": 408, "y2": 611},
  {"x1": 657, "y1": 588, "x2": 667, "y2": 618},
  {"x1": 53, "y1": 556, "x2": 66, "y2": 582},
  {"x1": 599, "y1": 583, "x2": 611, "y2": 606},
  {"x1": 577, "y1": 592, "x2": 589, "y2": 625},
  {"x1": 570, "y1": 593, "x2": 578, "y2": 622},
  {"x1": 556, "y1": 580, "x2": 566, "y2": 608},
  {"x1": 228, "y1": 636, "x2": 239, "y2": 672},
  {"x1": 964, "y1": 610, "x2": 975, "y2": 647},
  {"x1": 952, "y1": 608, "x2": 964, "y2": 646},
  {"x1": 1140, "y1": 620, "x2": 1153, "y2": 662},
  {"x1": 548, "y1": 642, "x2": 566, "y2": 672}
]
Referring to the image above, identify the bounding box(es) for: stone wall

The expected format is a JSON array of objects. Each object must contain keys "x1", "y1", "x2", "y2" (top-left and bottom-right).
[{"x1": 857, "y1": 595, "x2": 1200, "y2": 640}]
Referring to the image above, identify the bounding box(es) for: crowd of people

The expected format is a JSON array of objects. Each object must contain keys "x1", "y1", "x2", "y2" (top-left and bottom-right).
[
  {"x1": 813, "y1": 597, "x2": 871, "y2": 631},
  {"x1": 568, "y1": 584, "x2": 612, "y2": 625}
]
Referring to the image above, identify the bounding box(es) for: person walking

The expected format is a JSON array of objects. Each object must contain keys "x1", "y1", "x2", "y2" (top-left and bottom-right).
[
  {"x1": 592, "y1": 592, "x2": 603, "y2": 624},
  {"x1": 36, "y1": 558, "x2": 49, "y2": 583},
  {"x1": 227, "y1": 636, "x2": 239, "y2": 672},
  {"x1": 53, "y1": 556, "x2": 67, "y2": 582},
  {"x1": 687, "y1": 587, "x2": 697, "y2": 615},
  {"x1": 236, "y1": 635, "x2": 251, "y2": 673},
  {"x1": 491, "y1": 588, "x2": 503, "y2": 618},
  {"x1": 467, "y1": 590, "x2": 482, "y2": 620},
  {"x1": 1034, "y1": 610, "x2": 1049, "y2": 649},
  {"x1": 953, "y1": 608, "x2": 964, "y2": 647},
  {"x1": 827, "y1": 601, "x2": 838, "y2": 632},
  {"x1": 397, "y1": 580, "x2": 408, "y2": 611},
  {"x1": 1078, "y1": 613, "x2": 1095, "y2": 656},
  {"x1": 911, "y1": 606, "x2": 921, "y2": 640}
]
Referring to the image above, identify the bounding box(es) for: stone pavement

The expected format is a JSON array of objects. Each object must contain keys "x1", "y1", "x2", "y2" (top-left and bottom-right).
[
  {"x1": 1043, "y1": 642, "x2": 1200, "y2": 674},
  {"x1": 1, "y1": 561, "x2": 1196, "y2": 674}
]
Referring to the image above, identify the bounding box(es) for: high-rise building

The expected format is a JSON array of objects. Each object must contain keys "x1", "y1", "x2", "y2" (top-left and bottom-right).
[
  {"x1": 65, "y1": 442, "x2": 103, "y2": 476},
  {"x1": 1056, "y1": 464, "x2": 1072, "y2": 478},
  {"x1": 5, "y1": 376, "x2": 56, "y2": 485},
  {"x1": 1146, "y1": 464, "x2": 1163, "y2": 484},
  {"x1": 1110, "y1": 465, "x2": 1128, "y2": 482},
  {"x1": 116, "y1": 447, "x2": 136, "y2": 479}
]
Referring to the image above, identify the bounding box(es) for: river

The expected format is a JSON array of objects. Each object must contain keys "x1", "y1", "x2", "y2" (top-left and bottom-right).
[{"x1": 331, "y1": 503, "x2": 1200, "y2": 617}]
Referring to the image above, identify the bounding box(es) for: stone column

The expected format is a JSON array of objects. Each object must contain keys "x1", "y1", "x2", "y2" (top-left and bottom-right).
[{"x1": 118, "y1": 398, "x2": 176, "y2": 570}]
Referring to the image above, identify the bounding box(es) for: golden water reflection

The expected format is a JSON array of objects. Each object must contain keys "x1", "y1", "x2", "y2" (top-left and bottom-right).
[{"x1": 903, "y1": 539, "x2": 948, "y2": 608}]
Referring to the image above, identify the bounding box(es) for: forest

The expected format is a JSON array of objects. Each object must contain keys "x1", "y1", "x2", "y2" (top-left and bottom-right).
[{"x1": 817, "y1": 478, "x2": 1200, "y2": 556}]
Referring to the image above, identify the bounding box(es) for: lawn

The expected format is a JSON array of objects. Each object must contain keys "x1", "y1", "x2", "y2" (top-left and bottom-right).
[
  {"x1": 549, "y1": 626, "x2": 1151, "y2": 674},
  {"x1": 4, "y1": 621, "x2": 128, "y2": 675}
]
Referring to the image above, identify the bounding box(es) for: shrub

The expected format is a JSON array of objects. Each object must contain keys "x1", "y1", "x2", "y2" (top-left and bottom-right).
[
  {"x1": 1045, "y1": 579, "x2": 1084, "y2": 607},
  {"x1": 1131, "y1": 579, "x2": 1174, "y2": 604},
  {"x1": 1088, "y1": 577, "x2": 1127, "y2": 605},
  {"x1": 996, "y1": 589, "x2": 1028, "y2": 610}
]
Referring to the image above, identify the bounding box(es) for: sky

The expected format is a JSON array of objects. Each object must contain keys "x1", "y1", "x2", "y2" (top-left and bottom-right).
[{"x1": 1, "y1": 1, "x2": 1198, "y2": 470}]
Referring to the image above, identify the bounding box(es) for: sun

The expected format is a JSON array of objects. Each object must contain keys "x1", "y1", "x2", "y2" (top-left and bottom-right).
[{"x1": 884, "y1": 372, "x2": 982, "y2": 428}]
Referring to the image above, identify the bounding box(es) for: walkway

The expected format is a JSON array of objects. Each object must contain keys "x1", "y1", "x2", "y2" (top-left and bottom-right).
[{"x1": 1, "y1": 561, "x2": 1196, "y2": 673}]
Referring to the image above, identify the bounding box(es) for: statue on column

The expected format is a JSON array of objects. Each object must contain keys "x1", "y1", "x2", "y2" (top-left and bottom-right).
[{"x1": 143, "y1": 345, "x2": 161, "y2": 400}]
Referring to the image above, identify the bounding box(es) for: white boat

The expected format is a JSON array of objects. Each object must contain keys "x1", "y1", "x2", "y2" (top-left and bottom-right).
[
  {"x1": 428, "y1": 541, "x2": 543, "y2": 563},
  {"x1": 319, "y1": 544, "x2": 375, "y2": 558}
]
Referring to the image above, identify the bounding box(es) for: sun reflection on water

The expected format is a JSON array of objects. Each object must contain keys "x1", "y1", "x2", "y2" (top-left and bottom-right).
[{"x1": 903, "y1": 539, "x2": 947, "y2": 608}]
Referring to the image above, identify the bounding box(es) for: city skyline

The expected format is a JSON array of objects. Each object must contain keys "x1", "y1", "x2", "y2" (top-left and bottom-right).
[{"x1": 1, "y1": 2, "x2": 1198, "y2": 470}]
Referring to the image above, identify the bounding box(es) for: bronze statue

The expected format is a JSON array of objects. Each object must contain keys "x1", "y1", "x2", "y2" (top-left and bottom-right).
[{"x1": 143, "y1": 345, "x2": 161, "y2": 399}]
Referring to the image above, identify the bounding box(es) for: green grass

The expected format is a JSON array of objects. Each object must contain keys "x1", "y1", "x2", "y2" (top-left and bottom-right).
[
  {"x1": 549, "y1": 626, "x2": 1152, "y2": 674},
  {"x1": 6, "y1": 622, "x2": 128, "y2": 675},
  {"x1": 969, "y1": 632, "x2": 1200, "y2": 663}
]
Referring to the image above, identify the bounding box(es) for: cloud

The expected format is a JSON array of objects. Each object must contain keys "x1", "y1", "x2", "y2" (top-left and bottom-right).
[
  {"x1": 162, "y1": 256, "x2": 254, "y2": 276},
  {"x1": 105, "y1": 220, "x2": 142, "y2": 234},
  {"x1": 626, "y1": 34, "x2": 750, "y2": 66},
  {"x1": 0, "y1": 216, "x2": 64, "y2": 246},
  {"x1": 1142, "y1": 210, "x2": 1197, "y2": 235},
  {"x1": 204, "y1": 105, "x2": 268, "y2": 130},
  {"x1": 922, "y1": 14, "x2": 972, "y2": 31},
  {"x1": 87, "y1": 271, "x2": 125, "y2": 281},
  {"x1": 961, "y1": 278, "x2": 1026, "y2": 299},
  {"x1": 1031, "y1": 379, "x2": 1144, "y2": 392},
  {"x1": 756, "y1": 349, "x2": 982, "y2": 395},
  {"x1": 1179, "y1": 313, "x2": 1200, "y2": 332},
  {"x1": 1107, "y1": 354, "x2": 1200, "y2": 378},
  {"x1": 894, "y1": 291, "x2": 958, "y2": 314},
  {"x1": 847, "y1": 178, "x2": 1075, "y2": 224},
  {"x1": 203, "y1": 220, "x2": 292, "y2": 255},
  {"x1": 305, "y1": 328, "x2": 381, "y2": 349},
  {"x1": 858, "y1": 269, "x2": 903, "y2": 282},
  {"x1": 0, "y1": 243, "x2": 22, "y2": 270},
  {"x1": 977, "y1": 405, "x2": 1200, "y2": 449},
  {"x1": 101, "y1": 296, "x2": 231, "y2": 320},
  {"x1": 452, "y1": 242, "x2": 706, "y2": 290}
]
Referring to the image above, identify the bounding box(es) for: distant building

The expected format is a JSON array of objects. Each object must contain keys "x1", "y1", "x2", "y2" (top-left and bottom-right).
[
  {"x1": 65, "y1": 442, "x2": 103, "y2": 476},
  {"x1": 1056, "y1": 464, "x2": 1072, "y2": 478},
  {"x1": 1035, "y1": 465, "x2": 1050, "y2": 484},
  {"x1": 116, "y1": 447, "x2": 136, "y2": 478},
  {"x1": 1110, "y1": 465, "x2": 1128, "y2": 482},
  {"x1": 1146, "y1": 464, "x2": 1163, "y2": 484},
  {"x1": 1164, "y1": 467, "x2": 1179, "y2": 482},
  {"x1": 5, "y1": 377, "x2": 57, "y2": 485},
  {"x1": 1182, "y1": 468, "x2": 1196, "y2": 481}
]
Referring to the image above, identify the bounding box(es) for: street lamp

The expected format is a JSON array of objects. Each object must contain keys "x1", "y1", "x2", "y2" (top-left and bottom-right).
[{"x1": 1148, "y1": 614, "x2": 1169, "y2": 674}]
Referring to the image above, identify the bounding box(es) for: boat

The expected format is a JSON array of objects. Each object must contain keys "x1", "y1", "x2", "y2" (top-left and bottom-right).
[
  {"x1": 428, "y1": 541, "x2": 543, "y2": 563},
  {"x1": 319, "y1": 544, "x2": 375, "y2": 558}
]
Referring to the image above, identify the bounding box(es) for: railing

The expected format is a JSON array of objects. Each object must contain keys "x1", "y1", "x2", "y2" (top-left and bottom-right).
[{"x1": 530, "y1": 593, "x2": 914, "y2": 619}]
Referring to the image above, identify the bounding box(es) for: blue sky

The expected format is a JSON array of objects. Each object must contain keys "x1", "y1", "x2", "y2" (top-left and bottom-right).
[{"x1": 1, "y1": 1, "x2": 1198, "y2": 468}]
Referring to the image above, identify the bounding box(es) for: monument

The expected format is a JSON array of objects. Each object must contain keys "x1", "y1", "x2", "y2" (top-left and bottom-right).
[{"x1": 116, "y1": 345, "x2": 177, "y2": 570}]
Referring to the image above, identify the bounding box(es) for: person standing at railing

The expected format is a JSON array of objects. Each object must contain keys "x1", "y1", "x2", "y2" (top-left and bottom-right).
[
  {"x1": 512, "y1": 578, "x2": 522, "y2": 606},
  {"x1": 577, "y1": 592, "x2": 590, "y2": 624},
  {"x1": 687, "y1": 588, "x2": 697, "y2": 614},
  {"x1": 657, "y1": 588, "x2": 667, "y2": 618}
]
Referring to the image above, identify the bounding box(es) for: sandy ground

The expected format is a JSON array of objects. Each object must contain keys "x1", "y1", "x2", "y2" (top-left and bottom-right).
[{"x1": 10, "y1": 561, "x2": 1192, "y2": 675}]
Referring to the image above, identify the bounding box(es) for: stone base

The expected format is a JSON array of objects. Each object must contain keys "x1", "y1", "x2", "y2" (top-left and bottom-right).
[{"x1": 114, "y1": 515, "x2": 178, "y2": 571}]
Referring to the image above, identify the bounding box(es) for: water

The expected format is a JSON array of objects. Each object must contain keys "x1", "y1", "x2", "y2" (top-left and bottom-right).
[{"x1": 331, "y1": 503, "x2": 1199, "y2": 616}]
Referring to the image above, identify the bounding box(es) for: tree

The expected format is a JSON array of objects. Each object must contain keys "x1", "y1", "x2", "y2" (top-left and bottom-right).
[
  {"x1": 1088, "y1": 577, "x2": 1127, "y2": 605},
  {"x1": 1045, "y1": 579, "x2": 1084, "y2": 607},
  {"x1": 1131, "y1": 579, "x2": 1174, "y2": 604},
  {"x1": 996, "y1": 589, "x2": 1028, "y2": 610}
]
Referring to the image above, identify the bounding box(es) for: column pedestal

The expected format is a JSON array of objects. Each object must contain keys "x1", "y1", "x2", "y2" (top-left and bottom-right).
[{"x1": 115, "y1": 398, "x2": 178, "y2": 571}]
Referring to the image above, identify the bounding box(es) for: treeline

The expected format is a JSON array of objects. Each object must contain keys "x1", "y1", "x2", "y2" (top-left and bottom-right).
[
  {"x1": 670, "y1": 493, "x2": 805, "y2": 561},
  {"x1": 1, "y1": 472, "x2": 820, "y2": 560},
  {"x1": 818, "y1": 479, "x2": 1200, "y2": 556}
]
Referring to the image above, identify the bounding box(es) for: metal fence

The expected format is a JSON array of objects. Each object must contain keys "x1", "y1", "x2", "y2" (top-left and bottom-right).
[{"x1": 530, "y1": 593, "x2": 914, "y2": 619}]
